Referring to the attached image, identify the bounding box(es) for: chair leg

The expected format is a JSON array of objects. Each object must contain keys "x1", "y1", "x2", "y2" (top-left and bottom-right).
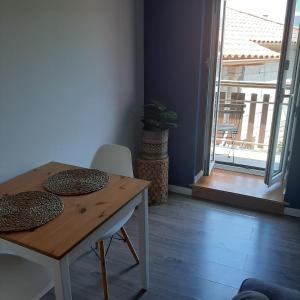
[
  {"x1": 120, "y1": 227, "x2": 139, "y2": 264},
  {"x1": 98, "y1": 241, "x2": 109, "y2": 300}
]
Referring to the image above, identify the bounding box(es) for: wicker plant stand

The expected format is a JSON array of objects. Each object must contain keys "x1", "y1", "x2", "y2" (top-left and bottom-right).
[{"x1": 137, "y1": 157, "x2": 169, "y2": 205}]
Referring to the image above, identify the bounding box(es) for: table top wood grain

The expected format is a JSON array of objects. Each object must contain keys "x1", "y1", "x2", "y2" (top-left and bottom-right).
[{"x1": 0, "y1": 162, "x2": 150, "y2": 259}]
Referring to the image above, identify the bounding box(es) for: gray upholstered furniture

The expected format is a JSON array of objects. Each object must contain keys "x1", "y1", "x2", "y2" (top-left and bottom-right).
[{"x1": 233, "y1": 278, "x2": 300, "y2": 300}]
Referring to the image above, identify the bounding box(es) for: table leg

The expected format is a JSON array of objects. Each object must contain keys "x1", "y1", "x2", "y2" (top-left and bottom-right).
[
  {"x1": 138, "y1": 188, "x2": 149, "y2": 290},
  {"x1": 53, "y1": 256, "x2": 72, "y2": 300}
]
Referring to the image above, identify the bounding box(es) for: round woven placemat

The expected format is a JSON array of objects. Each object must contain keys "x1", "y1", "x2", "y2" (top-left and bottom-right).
[
  {"x1": 0, "y1": 191, "x2": 64, "y2": 232},
  {"x1": 43, "y1": 168, "x2": 109, "y2": 196}
]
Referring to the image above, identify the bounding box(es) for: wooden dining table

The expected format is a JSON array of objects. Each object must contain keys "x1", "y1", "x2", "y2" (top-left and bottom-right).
[{"x1": 0, "y1": 162, "x2": 150, "y2": 299}]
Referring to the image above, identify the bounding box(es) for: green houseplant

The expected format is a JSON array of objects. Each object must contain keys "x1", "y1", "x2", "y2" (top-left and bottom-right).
[{"x1": 141, "y1": 100, "x2": 178, "y2": 159}]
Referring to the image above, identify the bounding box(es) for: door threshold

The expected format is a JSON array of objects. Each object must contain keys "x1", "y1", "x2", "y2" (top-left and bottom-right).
[
  {"x1": 214, "y1": 163, "x2": 265, "y2": 176},
  {"x1": 192, "y1": 168, "x2": 286, "y2": 215}
]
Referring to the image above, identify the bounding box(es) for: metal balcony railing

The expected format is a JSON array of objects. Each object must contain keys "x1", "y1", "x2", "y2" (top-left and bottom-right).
[{"x1": 216, "y1": 80, "x2": 289, "y2": 151}]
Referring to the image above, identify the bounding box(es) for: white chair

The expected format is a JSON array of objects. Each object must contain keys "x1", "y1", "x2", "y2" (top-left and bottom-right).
[
  {"x1": 0, "y1": 254, "x2": 53, "y2": 300},
  {"x1": 91, "y1": 144, "x2": 139, "y2": 300}
]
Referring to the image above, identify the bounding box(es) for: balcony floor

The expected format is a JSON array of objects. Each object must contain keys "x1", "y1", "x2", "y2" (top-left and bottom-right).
[{"x1": 215, "y1": 146, "x2": 280, "y2": 170}]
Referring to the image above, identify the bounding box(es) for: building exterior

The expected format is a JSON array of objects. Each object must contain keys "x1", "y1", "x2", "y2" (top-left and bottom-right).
[{"x1": 222, "y1": 7, "x2": 298, "y2": 82}]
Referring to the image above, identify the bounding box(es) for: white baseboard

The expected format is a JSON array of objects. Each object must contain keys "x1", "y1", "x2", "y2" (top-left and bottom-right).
[
  {"x1": 284, "y1": 207, "x2": 300, "y2": 218},
  {"x1": 168, "y1": 184, "x2": 192, "y2": 196},
  {"x1": 194, "y1": 170, "x2": 203, "y2": 183}
]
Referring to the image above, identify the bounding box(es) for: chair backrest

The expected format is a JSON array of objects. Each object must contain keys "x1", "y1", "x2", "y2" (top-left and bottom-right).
[
  {"x1": 91, "y1": 144, "x2": 134, "y2": 178},
  {"x1": 219, "y1": 101, "x2": 245, "y2": 126},
  {"x1": 218, "y1": 103, "x2": 245, "y2": 115},
  {"x1": 90, "y1": 144, "x2": 135, "y2": 239},
  {"x1": 219, "y1": 92, "x2": 245, "y2": 124}
]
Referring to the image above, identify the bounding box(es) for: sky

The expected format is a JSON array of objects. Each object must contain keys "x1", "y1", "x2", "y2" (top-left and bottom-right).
[{"x1": 227, "y1": 0, "x2": 289, "y2": 23}]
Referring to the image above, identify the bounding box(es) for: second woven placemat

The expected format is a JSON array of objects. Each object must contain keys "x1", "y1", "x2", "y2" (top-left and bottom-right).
[{"x1": 43, "y1": 168, "x2": 109, "y2": 196}]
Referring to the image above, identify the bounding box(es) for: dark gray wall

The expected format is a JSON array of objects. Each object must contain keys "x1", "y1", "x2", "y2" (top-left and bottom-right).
[{"x1": 144, "y1": 0, "x2": 207, "y2": 187}]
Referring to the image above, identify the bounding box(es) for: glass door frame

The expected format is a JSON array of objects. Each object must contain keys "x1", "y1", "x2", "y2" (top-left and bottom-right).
[
  {"x1": 265, "y1": 0, "x2": 300, "y2": 186},
  {"x1": 203, "y1": 0, "x2": 226, "y2": 176}
]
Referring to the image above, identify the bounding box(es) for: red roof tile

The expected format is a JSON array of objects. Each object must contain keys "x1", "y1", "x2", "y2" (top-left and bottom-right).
[{"x1": 223, "y1": 8, "x2": 298, "y2": 60}]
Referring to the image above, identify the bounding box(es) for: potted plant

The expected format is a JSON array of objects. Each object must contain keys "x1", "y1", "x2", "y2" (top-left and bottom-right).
[{"x1": 141, "y1": 100, "x2": 178, "y2": 160}]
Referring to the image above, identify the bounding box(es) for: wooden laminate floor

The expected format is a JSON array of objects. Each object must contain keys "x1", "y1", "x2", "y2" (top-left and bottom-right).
[{"x1": 43, "y1": 193, "x2": 300, "y2": 300}]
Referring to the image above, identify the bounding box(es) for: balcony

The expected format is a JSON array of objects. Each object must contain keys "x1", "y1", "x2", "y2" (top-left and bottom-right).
[{"x1": 215, "y1": 80, "x2": 289, "y2": 170}]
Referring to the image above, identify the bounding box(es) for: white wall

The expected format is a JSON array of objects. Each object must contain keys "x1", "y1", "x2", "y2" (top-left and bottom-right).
[{"x1": 0, "y1": 0, "x2": 143, "y2": 182}]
